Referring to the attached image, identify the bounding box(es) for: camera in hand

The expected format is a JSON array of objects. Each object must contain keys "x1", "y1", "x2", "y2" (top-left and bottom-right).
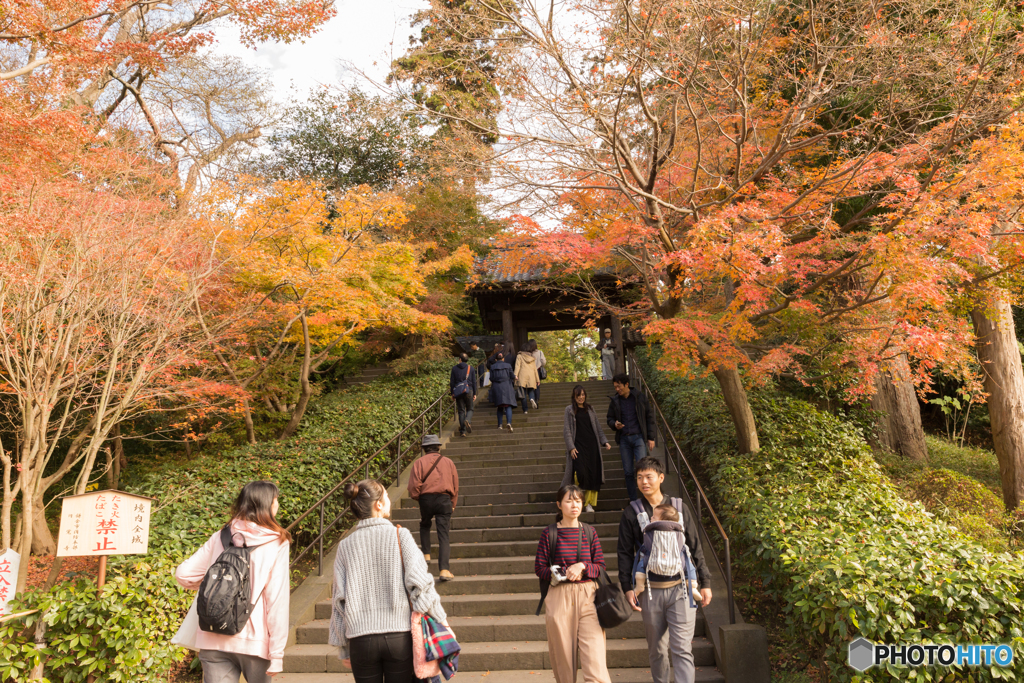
[{"x1": 550, "y1": 565, "x2": 568, "y2": 585}]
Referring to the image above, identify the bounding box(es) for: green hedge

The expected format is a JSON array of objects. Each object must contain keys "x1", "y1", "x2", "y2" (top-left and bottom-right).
[
  {"x1": 635, "y1": 349, "x2": 1024, "y2": 682},
  {"x1": 1, "y1": 362, "x2": 450, "y2": 682}
]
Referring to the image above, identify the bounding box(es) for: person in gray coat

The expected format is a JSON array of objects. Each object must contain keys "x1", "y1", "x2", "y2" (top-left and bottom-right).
[{"x1": 561, "y1": 385, "x2": 612, "y2": 513}]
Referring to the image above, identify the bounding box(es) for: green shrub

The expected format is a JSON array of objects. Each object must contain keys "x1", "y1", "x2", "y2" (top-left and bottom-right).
[
  {"x1": 2, "y1": 361, "x2": 451, "y2": 682},
  {"x1": 635, "y1": 349, "x2": 1024, "y2": 682}
]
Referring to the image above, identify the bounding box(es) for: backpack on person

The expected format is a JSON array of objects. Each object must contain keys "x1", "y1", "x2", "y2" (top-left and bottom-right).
[{"x1": 196, "y1": 526, "x2": 269, "y2": 635}]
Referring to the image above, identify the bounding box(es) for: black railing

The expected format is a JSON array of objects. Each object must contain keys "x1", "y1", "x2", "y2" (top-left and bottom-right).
[
  {"x1": 627, "y1": 351, "x2": 736, "y2": 625},
  {"x1": 285, "y1": 389, "x2": 456, "y2": 577}
]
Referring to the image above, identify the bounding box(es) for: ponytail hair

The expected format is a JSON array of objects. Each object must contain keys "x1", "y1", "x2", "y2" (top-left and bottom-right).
[
  {"x1": 232, "y1": 480, "x2": 292, "y2": 543},
  {"x1": 554, "y1": 484, "x2": 584, "y2": 522},
  {"x1": 343, "y1": 479, "x2": 386, "y2": 520}
]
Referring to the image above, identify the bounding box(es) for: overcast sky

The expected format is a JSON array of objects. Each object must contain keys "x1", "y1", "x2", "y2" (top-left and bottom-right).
[{"x1": 214, "y1": 0, "x2": 430, "y2": 100}]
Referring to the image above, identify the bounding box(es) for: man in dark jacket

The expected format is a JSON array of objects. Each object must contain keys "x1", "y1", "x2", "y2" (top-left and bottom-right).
[
  {"x1": 617, "y1": 456, "x2": 712, "y2": 683},
  {"x1": 607, "y1": 372, "x2": 657, "y2": 501},
  {"x1": 450, "y1": 353, "x2": 477, "y2": 437}
]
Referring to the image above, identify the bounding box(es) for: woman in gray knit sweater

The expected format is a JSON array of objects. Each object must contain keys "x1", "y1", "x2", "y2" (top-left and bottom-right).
[{"x1": 328, "y1": 479, "x2": 447, "y2": 683}]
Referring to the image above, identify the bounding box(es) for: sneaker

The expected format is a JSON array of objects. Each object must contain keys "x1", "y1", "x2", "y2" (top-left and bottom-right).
[
  {"x1": 584, "y1": 504, "x2": 595, "y2": 513},
  {"x1": 507, "y1": 424, "x2": 514, "y2": 433},
  {"x1": 466, "y1": 423, "x2": 472, "y2": 434},
  {"x1": 439, "y1": 570, "x2": 455, "y2": 581},
  {"x1": 530, "y1": 398, "x2": 538, "y2": 410}
]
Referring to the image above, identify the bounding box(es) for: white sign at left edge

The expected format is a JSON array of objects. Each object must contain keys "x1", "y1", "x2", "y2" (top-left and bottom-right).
[{"x1": 0, "y1": 549, "x2": 21, "y2": 618}]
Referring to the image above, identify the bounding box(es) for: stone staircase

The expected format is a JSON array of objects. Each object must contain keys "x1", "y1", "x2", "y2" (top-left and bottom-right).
[
  {"x1": 278, "y1": 379, "x2": 725, "y2": 682},
  {"x1": 343, "y1": 363, "x2": 391, "y2": 386}
]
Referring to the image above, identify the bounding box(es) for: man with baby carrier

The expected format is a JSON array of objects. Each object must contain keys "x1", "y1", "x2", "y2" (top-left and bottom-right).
[{"x1": 616, "y1": 456, "x2": 713, "y2": 683}]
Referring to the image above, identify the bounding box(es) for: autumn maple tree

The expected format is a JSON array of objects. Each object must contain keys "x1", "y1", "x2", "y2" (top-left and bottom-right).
[
  {"x1": 0, "y1": 106, "x2": 240, "y2": 591},
  {"x1": 195, "y1": 178, "x2": 469, "y2": 441},
  {"x1": 443, "y1": 0, "x2": 1024, "y2": 464}
]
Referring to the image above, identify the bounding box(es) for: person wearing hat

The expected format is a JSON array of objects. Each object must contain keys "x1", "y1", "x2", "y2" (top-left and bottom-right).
[{"x1": 407, "y1": 434, "x2": 459, "y2": 581}]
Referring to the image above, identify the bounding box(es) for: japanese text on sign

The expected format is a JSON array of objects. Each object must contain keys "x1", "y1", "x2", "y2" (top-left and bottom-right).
[{"x1": 56, "y1": 491, "x2": 153, "y2": 557}]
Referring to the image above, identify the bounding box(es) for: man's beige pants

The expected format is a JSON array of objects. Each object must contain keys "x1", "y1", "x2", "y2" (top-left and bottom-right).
[{"x1": 544, "y1": 582, "x2": 612, "y2": 683}]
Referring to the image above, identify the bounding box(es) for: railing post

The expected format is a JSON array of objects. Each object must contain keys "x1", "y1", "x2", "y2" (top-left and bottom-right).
[
  {"x1": 318, "y1": 502, "x2": 325, "y2": 577},
  {"x1": 725, "y1": 541, "x2": 735, "y2": 624}
]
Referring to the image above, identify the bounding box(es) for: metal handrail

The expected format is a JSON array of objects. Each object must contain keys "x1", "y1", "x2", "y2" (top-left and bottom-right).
[
  {"x1": 628, "y1": 351, "x2": 736, "y2": 625},
  {"x1": 285, "y1": 388, "x2": 456, "y2": 576}
]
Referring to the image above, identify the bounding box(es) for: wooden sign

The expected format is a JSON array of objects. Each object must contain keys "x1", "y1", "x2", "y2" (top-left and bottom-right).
[
  {"x1": 56, "y1": 490, "x2": 155, "y2": 558},
  {"x1": 0, "y1": 549, "x2": 19, "y2": 617}
]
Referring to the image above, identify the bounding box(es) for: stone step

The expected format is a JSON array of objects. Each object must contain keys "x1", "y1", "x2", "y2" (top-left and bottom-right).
[
  {"x1": 454, "y1": 470, "x2": 626, "y2": 488},
  {"x1": 446, "y1": 457, "x2": 624, "y2": 474},
  {"x1": 390, "y1": 509, "x2": 623, "y2": 528},
  {"x1": 297, "y1": 612, "x2": 696, "y2": 645},
  {"x1": 283, "y1": 637, "x2": 717, "y2": 673},
  {"x1": 391, "y1": 500, "x2": 627, "y2": 521},
  {"x1": 429, "y1": 536, "x2": 619, "y2": 559},
  {"x1": 445, "y1": 436, "x2": 605, "y2": 451},
  {"x1": 393, "y1": 522, "x2": 618, "y2": 546},
  {"x1": 273, "y1": 669, "x2": 725, "y2": 683},
  {"x1": 456, "y1": 481, "x2": 623, "y2": 496},
  {"x1": 454, "y1": 462, "x2": 621, "y2": 478},
  {"x1": 401, "y1": 488, "x2": 629, "y2": 509}
]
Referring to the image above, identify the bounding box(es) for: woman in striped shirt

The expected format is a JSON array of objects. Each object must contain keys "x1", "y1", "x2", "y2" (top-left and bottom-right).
[{"x1": 535, "y1": 485, "x2": 612, "y2": 683}]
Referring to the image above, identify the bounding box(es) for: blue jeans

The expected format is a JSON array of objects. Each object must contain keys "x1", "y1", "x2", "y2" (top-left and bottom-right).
[
  {"x1": 497, "y1": 405, "x2": 513, "y2": 425},
  {"x1": 521, "y1": 388, "x2": 536, "y2": 413},
  {"x1": 619, "y1": 433, "x2": 646, "y2": 501}
]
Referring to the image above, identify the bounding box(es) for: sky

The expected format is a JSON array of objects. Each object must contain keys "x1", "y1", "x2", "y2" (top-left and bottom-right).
[{"x1": 213, "y1": 0, "x2": 430, "y2": 101}]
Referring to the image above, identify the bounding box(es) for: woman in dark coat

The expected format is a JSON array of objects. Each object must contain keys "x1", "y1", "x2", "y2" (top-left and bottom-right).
[
  {"x1": 561, "y1": 385, "x2": 611, "y2": 512},
  {"x1": 488, "y1": 352, "x2": 517, "y2": 432}
]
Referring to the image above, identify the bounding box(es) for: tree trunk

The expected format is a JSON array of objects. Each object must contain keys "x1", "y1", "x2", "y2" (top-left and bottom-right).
[
  {"x1": 241, "y1": 397, "x2": 257, "y2": 445},
  {"x1": 16, "y1": 491, "x2": 35, "y2": 591},
  {"x1": 712, "y1": 365, "x2": 760, "y2": 454},
  {"x1": 30, "y1": 493, "x2": 55, "y2": 555},
  {"x1": 869, "y1": 353, "x2": 928, "y2": 462},
  {"x1": 279, "y1": 312, "x2": 313, "y2": 439},
  {"x1": 971, "y1": 295, "x2": 1024, "y2": 510}
]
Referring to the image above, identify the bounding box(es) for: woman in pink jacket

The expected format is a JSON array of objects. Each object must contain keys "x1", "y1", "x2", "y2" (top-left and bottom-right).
[{"x1": 175, "y1": 481, "x2": 291, "y2": 682}]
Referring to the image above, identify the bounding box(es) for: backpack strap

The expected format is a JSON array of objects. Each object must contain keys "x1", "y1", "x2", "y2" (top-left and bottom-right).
[
  {"x1": 421, "y1": 454, "x2": 445, "y2": 487},
  {"x1": 581, "y1": 523, "x2": 596, "y2": 564},
  {"x1": 630, "y1": 499, "x2": 645, "y2": 517},
  {"x1": 536, "y1": 524, "x2": 560, "y2": 616},
  {"x1": 671, "y1": 497, "x2": 683, "y2": 515}
]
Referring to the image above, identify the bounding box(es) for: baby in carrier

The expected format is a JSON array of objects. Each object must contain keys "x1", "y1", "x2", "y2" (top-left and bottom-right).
[{"x1": 633, "y1": 503, "x2": 702, "y2": 607}]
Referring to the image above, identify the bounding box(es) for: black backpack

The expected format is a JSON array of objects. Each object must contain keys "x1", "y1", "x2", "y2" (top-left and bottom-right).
[{"x1": 197, "y1": 526, "x2": 269, "y2": 635}]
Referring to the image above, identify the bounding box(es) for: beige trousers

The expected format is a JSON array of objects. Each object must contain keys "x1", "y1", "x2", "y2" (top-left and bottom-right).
[{"x1": 544, "y1": 581, "x2": 612, "y2": 683}]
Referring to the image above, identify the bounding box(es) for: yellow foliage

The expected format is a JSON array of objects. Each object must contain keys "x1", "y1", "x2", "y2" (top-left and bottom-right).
[{"x1": 197, "y1": 178, "x2": 453, "y2": 347}]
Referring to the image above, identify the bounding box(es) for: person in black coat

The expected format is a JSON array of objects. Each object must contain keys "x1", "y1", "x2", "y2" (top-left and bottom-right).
[
  {"x1": 450, "y1": 354, "x2": 477, "y2": 437},
  {"x1": 488, "y1": 353, "x2": 517, "y2": 432}
]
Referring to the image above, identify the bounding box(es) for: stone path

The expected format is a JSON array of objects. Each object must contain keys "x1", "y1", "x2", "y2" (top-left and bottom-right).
[{"x1": 278, "y1": 379, "x2": 724, "y2": 681}]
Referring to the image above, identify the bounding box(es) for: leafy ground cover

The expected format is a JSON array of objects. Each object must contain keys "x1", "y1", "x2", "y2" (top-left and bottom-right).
[
  {"x1": 1, "y1": 362, "x2": 450, "y2": 682},
  {"x1": 875, "y1": 436, "x2": 1023, "y2": 554},
  {"x1": 636, "y1": 349, "x2": 1024, "y2": 682}
]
